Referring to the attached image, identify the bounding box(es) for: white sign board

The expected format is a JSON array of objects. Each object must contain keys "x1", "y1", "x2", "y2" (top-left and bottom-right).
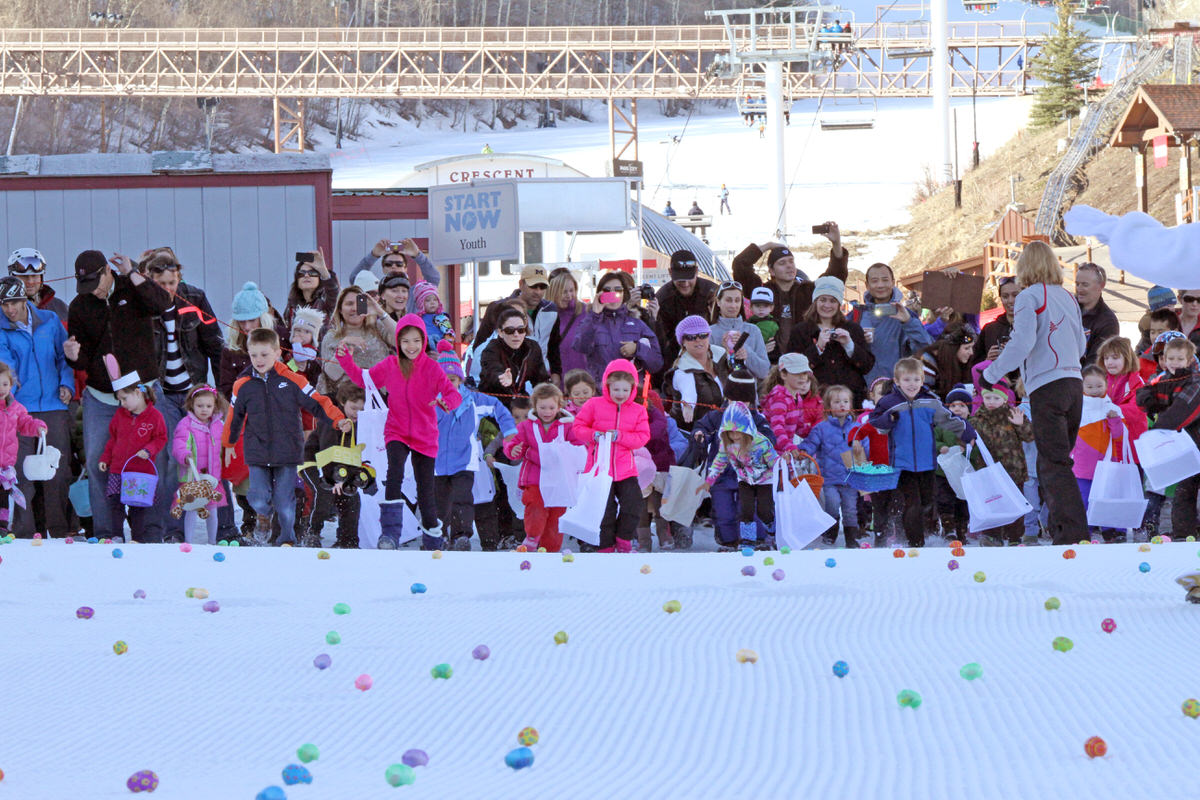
[
  {"x1": 514, "y1": 178, "x2": 631, "y2": 232},
  {"x1": 427, "y1": 181, "x2": 520, "y2": 265}
]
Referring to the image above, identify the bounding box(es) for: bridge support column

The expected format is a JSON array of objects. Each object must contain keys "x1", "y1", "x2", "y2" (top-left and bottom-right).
[
  {"x1": 273, "y1": 97, "x2": 306, "y2": 154},
  {"x1": 765, "y1": 61, "x2": 786, "y2": 238}
]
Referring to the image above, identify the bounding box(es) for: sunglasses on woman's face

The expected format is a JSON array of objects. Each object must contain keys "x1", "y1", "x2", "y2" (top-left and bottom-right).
[
  {"x1": 297, "y1": 269, "x2": 321, "y2": 278},
  {"x1": 148, "y1": 263, "x2": 179, "y2": 275},
  {"x1": 501, "y1": 326, "x2": 527, "y2": 336},
  {"x1": 682, "y1": 333, "x2": 710, "y2": 342},
  {"x1": 1182, "y1": 295, "x2": 1200, "y2": 304}
]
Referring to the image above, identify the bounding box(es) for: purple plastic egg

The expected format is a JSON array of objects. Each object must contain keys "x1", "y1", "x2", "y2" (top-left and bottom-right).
[
  {"x1": 472, "y1": 644, "x2": 490, "y2": 661},
  {"x1": 133, "y1": 589, "x2": 146, "y2": 599},
  {"x1": 402, "y1": 748, "x2": 429, "y2": 767},
  {"x1": 772, "y1": 569, "x2": 785, "y2": 581},
  {"x1": 202, "y1": 600, "x2": 220, "y2": 613},
  {"x1": 313, "y1": 653, "x2": 332, "y2": 670},
  {"x1": 76, "y1": 606, "x2": 94, "y2": 619},
  {"x1": 126, "y1": 769, "x2": 159, "y2": 793},
  {"x1": 741, "y1": 565, "x2": 756, "y2": 577},
  {"x1": 519, "y1": 560, "x2": 531, "y2": 571},
  {"x1": 947, "y1": 559, "x2": 960, "y2": 571}
]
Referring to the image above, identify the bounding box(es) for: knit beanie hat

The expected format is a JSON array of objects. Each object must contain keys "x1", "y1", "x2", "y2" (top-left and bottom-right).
[
  {"x1": 725, "y1": 368, "x2": 758, "y2": 405},
  {"x1": 945, "y1": 384, "x2": 973, "y2": 406},
  {"x1": 435, "y1": 339, "x2": 463, "y2": 379},
  {"x1": 412, "y1": 281, "x2": 441, "y2": 313},
  {"x1": 980, "y1": 383, "x2": 1014, "y2": 404},
  {"x1": 675, "y1": 314, "x2": 711, "y2": 344},
  {"x1": 1147, "y1": 285, "x2": 1177, "y2": 312},
  {"x1": 811, "y1": 275, "x2": 845, "y2": 304},
  {"x1": 290, "y1": 306, "x2": 324, "y2": 339},
  {"x1": 353, "y1": 271, "x2": 380, "y2": 293},
  {"x1": 766, "y1": 247, "x2": 793, "y2": 269},
  {"x1": 231, "y1": 281, "x2": 269, "y2": 321}
]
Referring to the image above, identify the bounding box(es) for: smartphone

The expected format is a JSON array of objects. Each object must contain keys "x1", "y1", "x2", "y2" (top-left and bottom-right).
[
  {"x1": 355, "y1": 293, "x2": 369, "y2": 316},
  {"x1": 388, "y1": 241, "x2": 404, "y2": 251},
  {"x1": 871, "y1": 302, "x2": 897, "y2": 317},
  {"x1": 812, "y1": 223, "x2": 831, "y2": 235},
  {"x1": 598, "y1": 291, "x2": 620, "y2": 304},
  {"x1": 731, "y1": 332, "x2": 749, "y2": 354},
  {"x1": 295, "y1": 252, "x2": 314, "y2": 264}
]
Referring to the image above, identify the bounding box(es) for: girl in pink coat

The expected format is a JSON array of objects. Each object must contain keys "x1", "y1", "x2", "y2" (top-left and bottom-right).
[
  {"x1": 337, "y1": 313, "x2": 462, "y2": 549},
  {"x1": 504, "y1": 382, "x2": 573, "y2": 552},
  {"x1": 0, "y1": 363, "x2": 47, "y2": 533},
  {"x1": 571, "y1": 358, "x2": 650, "y2": 552},
  {"x1": 171, "y1": 385, "x2": 228, "y2": 545}
]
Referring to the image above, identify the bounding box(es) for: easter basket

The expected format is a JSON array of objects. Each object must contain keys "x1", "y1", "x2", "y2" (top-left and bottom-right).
[
  {"x1": 119, "y1": 455, "x2": 158, "y2": 508},
  {"x1": 846, "y1": 464, "x2": 900, "y2": 492}
]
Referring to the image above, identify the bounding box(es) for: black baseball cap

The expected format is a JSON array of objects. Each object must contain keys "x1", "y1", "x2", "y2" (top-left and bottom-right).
[
  {"x1": 379, "y1": 274, "x2": 411, "y2": 291},
  {"x1": 670, "y1": 250, "x2": 699, "y2": 280},
  {"x1": 75, "y1": 250, "x2": 110, "y2": 293}
]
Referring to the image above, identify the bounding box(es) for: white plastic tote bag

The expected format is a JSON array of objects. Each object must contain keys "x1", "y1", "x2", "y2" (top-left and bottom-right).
[
  {"x1": 773, "y1": 459, "x2": 836, "y2": 550},
  {"x1": 537, "y1": 429, "x2": 588, "y2": 508},
  {"x1": 962, "y1": 438, "x2": 1033, "y2": 533},
  {"x1": 937, "y1": 446, "x2": 973, "y2": 500},
  {"x1": 659, "y1": 465, "x2": 707, "y2": 526},
  {"x1": 469, "y1": 404, "x2": 496, "y2": 503},
  {"x1": 1087, "y1": 435, "x2": 1148, "y2": 530},
  {"x1": 558, "y1": 432, "x2": 614, "y2": 546},
  {"x1": 494, "y1": 462, "x2": 525, "y2": 521},
  {"x1": 1134, "y1": 428, "x2": 1200, "y2": 492},
  {"x1": 357, "y1": 370, "x2": 418, "y2": 548}
]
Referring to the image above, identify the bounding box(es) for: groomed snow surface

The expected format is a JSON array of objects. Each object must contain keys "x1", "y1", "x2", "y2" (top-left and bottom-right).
[{"x1": 2, "y1": 538, "x2": 1198, "y2": 798}]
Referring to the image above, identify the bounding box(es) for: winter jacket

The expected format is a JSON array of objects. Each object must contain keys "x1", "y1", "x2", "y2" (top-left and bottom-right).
[
  {"x1": 706, "y1": 401, "x2": 778, "y2": 487},
  {"x1": 318, "y1": 317, "x2": 397, "y2": 396},
  {"x1": 1138, "y1": 364, "x2": 1200, "y2": 445},
  {"x1": 223, "y1": 361, "x2": 345, "y2": 467},
  {"x1": 67, "y1": 273, "x2": 174, "y2": 393},
  {"x1": 762, "y1": 384, "x2": 824, "y2": 453},
  {"x1": 33, "y1": 283, "x2": 68, "y2": 323},
  {"x1": 573, "y1": 306, "x2": 664, "y2": 383},
  {"x1": 969, "y1": 405, "x2": 1035, "y2": 485},
  {"x1": 682, "y1": 404, "x2": 776, "y2": 473},
  {"x1": 982, "y1": 283, "x2": 1086, "y2": 394},
  {"x1": 664, "y1": 345, "x2": 727, "y2": 431},
  {"x1": 219, "y1": 347, "x2": 251, "y2": 401},
  {"x1": 731, "y1": 243, "x2": 849, "y2": 347},
  {"x1": 284, "y1": 273, "x2": 341, "y2": 334},
  {"x1": 101, "y1": 403, "x2": 168, "y2": 475},
  {"x1": 850, "y1": 288, "x2": 932, "y2": 384},
  {"x1": 934, "y1": 424, "x2": 965, "y2": 477},
  {"x1": 655, "y1": 278, "x2": 718, "y2": 368},
  {"x1": 336, "y1": 313, "x2": 460, "y2": 458},
  {"x1": 437, "y1": 388, "x2": 516, "y2": 476},
  {"x1": 868, "y1": 385, "x2": 972, "y2": 473},
  {"x1": 503, "y1": 415, "x2": 574, "y2": 489},
  {"x1": 421, "y1": 312, "x2": 454, "y2": 349},
  {"x1": 1081, "y1": 298, "x2": 1120, "y2": 366},
  {"x1": 349, "y1": 250, "x2": 440, "y2": 314},
  {"x1": 800, "y1": 413, "x2": 856, "y2": 486},
  {"x1": 570, "y1": 359, "x2": 651, "y2": 481},
  {"x1": 478, "y1": 337, "x2": 550, "y2": 409},
  {"x1": 547, "y1": 303, "x2": 589, "y2": 378},
  {"x1": 849, "y1": 411, "x2": 890, "y2": 466},
  {"x1": 644, "y1": 401, "x2": 676, "y2": 473},
  {"x1": 151, "y1": 282, "x2": 224, "y2": 388},
  {"x1": 171, "y1": 411, "x2": 227, "y2": 507},
  {"x1": 787, "y1": 319, "x2": 875, "y2": 404},
  {"x1": 975, "y1": 314, "x2": 1013, "y2": 364},
  {"x1": 507, "y1": 291, "x2": 557, "y2": 371},
  {"x1": 0, "y1": 301, "x2": 73, "y2": 412},
  {"x1": 0, "y1": 395, "x2": 46, "y2": 470},
  {"x1": 1070, "y1": 396, "x2": 1126, "y2": 481},
  {"x1": 1107, "y1": 372, "x2": 1147, "y2": 446},
  {"x1": 709, "y1": 316, "x2": 771, "y2": 380},
  {"x1": 748, "y1": 316, "x2": 780, "y2": 355}
]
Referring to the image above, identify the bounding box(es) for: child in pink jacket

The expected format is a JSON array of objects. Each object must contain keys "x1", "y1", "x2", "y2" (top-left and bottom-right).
[
  {"x1": 171, "y1": 385, "x2": 228, "y2": 545},
  {"x1": 0, "y1": 363, "x2": 47, "y2": 533},
  {"x1": 504, "y1": 382, "x2": 574, "y2": 552},
  {"x1": 570, "y1": 359, "x2": 651, "y2": 552},
  {"x1": 337, "y1": 313, "x2": 461, "y2": 549},
  {"x1": 762, "y1": 352, "x2": 823, "y2": 454}
]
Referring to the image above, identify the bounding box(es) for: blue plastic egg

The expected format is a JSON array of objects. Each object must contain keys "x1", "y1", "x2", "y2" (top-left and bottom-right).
[
  {"x1": 255, "y1": 788, "x2": 287, "y2": 800},
  {"x1": 112, "y1": 548, "x2": 123, "y2": 559},
  {"x1": 411, "y1": 583, "x2": 427, "y2": 594},
  {"x1": 1139, "y1": 561, "x2": 1151, "y2": 573},
  {"x1": 740, "y1": 546, "x2": 754, "y2": 557},
  {"x1": 505, "y1": 746, "x2": 535, "y2": 770},
  {"x1": 281, "y1": 764, "x2": 312, "y2": 786},
  {"x1": 832, "y1": 660, "x2": 849, "y2": 678},
  {"x1": 213, "y1": 552, "x2": 226, "y2": 562},
  {"x1": 825, "y1": 557, "x2": 836, "y2": 568}
]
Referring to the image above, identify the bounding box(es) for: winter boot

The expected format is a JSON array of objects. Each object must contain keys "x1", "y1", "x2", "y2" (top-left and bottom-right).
[
  {"x1": 451, "y1": 535, "x2": 472, "y2": 551},
  {"x1": 761, "y1": 522, "x2": 776, "y2": 551},
  {"x1": 333, "y1": 528, "x2": 359, "y2": 549},
  {"x1": 672, "y1": 524, "x2": 693, "y2": 552},
  {"x1": 654, "y1": 518, "x2": 675, "y2": 551},
  {"x1": 843, "y1": 526, "x2": 861, "y2": 549},
  {"x1": 614, "y1": 538, "x2": 633, "y2": 553},
  {"x1": 420, "y1": 521, "x2": 444, "y2": 551},
  {"x1": 737, "y1": 521, "x2": 757, "y2": 549},
  {"x1": 820, "y1": 522, "x2": 839, "y2": 547},
  {"x1": 636, "y1": 526, "x2": 653, "y2": 553},
  {"x1": 300, "y1": 530, "x2": 322, "y2": 548},
  {"x1": 377, "y1": 503, "x2": 404, "y2": 550},
  {"x1": 252, "y1": 513, "x2": 272, "y2": 546}
]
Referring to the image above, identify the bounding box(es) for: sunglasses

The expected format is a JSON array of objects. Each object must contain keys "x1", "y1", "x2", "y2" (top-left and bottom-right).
[
  {"x1": 501, "y1": 326, "x2": 528, "y2": 336},
  {"x1": 148, "y1": 263, "x2": 180, "y2": 274},
  {"x1": 718, "y1": 280, "x2": 743, "y2": 293},
  {"x1": 1182, "y1": 296, "x2": 1200, "y2": 304},
  {"x1": 297, "y1": 269, "x2": 321, "y2": 278},
  {"x1": 381, "y1": 259, "x2": 406, "y2": 269},
  {"x1": 682, "y1": 333, "x2": 710, "y2": 342}
]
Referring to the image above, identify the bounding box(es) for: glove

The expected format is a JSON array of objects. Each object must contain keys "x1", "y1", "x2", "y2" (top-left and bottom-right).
[
  {"x1": 977, "y1": 372, "x2": 994, "y2": 391},
  {"x1": 959, "y1": 426, "x2": 977, "y2": 444}
]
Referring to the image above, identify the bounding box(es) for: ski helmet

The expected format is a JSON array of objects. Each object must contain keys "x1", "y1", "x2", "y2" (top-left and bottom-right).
[
  {"x1": 0, "y1": 276, "x2": 27, "y2": 303},
  {"x1": 8, "y1": 248, "x2": 46, "y2": 276}
]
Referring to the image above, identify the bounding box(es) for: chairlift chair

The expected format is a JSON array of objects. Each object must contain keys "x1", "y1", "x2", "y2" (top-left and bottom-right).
[{"x1": 818, "y1": 92, "x2": 877, "y2": 130}]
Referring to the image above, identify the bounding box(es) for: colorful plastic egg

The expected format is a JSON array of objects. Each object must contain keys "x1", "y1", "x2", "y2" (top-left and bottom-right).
[
  {"x1": 212, "y1": 552, "x2": 225, "y2": 562},
  {"x1": 947, "y1": 559, "x2": 960, "y2": 571},
  {"x1": 907, "y1": 549, "x2": 919, "y2": 558},
  {"x1": 763, "y1": 557, "x2": 774, "y2": 566},
  {"x1": 735, "y1": 648, "x2": 758, "y2": 664},
  {"x1": 410, "y1": 583, "x2": 427, "y2": 594},
  {"x1": 1084, "y1": 736, "x2": 1107, "y2": 758},
  {"x1": 385, "y1": 763, "x2": 416, "y2": 786},
  {"x1": 126, "y1": 769, "x2": 159, "y2": 792},
  {"x1": 1063, "y1": 549, "x2": 1076, "y2": 560},
  {"x1": 133, "y1": 589, "x2": 146, "y2": 599},
  {"x1": 662, "y1": 600, "x2": 682, "y2": 614},
  {"x1": 515, "y1": 544, "x2": 528, "y2": 552},
  {"x1": 313, "y1": 654, "x2": 331, "y2": 670},
  {"x1": 562, "y1": 552, "x2": 575, "y2": 563},
  {"x1": 326, "y1": 631, "x2": 341, "y2": 645},
  {"x1": 281, "y1": 764, "x2": 312, "y2": 785},
  {"x1": 892, "y1": 549, "x2": 905, "y2": 558},
  {"x1": 554, "y1": 631, "x2": 568, "y2": 645},
  {"x1": 780, "y1": 546, "x2": 791, "y2": 554},
  {"x1": 1151, "y1": 535, "x2": 1163, "y2": 545},
  {"x1": 951, "y1": 547, "x2": 965, "y2": 557},
  {"x1": 897, "y1": 689, "x2": 922, "y2": 708},
  {"x1": 832, "y1": 660, "x2": 849, "y2": 678},
  {"x1": 1101, "y1": 618, "x2": 1116, "y2": 633},
  {"x1": 431, "y1": 663, "x2": 453, "y2": 679},
  {"x1": 317, "y1": 550, "x2": 331, "y2": 560},
  {"x1": 1182, "y1": 699, "x2": 1199, "y2": 718},
  {"x1": 741, "y1": 565, "x2": 756, "y2": 576},
  {"x1": 825, "y1": 558, "x2": 837, "y2": 568},
  {"x1": 504, "y1": 747, "x2": 534, "y2": 770},
  {"x1": 1138, "y1": 544, "x2": 1151, "y2": 552},
  {"x1": 202, "y1": 600, "x2": 220, "y2": 613},
  {"x1": 355, "y1": 674, "x2": 373, "y2": 691},
  {"x1": 1052, "y1": 636, "x2": 1074, "y2": 652},
  {"x1": 772, "y1": 569, "x2": 785, "y2": 581},
  {"x1": 640, "y1": 564, "x2": 651, "y2": 574},
  {"x1": 537, "y1": 547, "x2": 547, "y2": 553},
  {"x1": 518, "y1": 726, "x2": 539, "y2": 746},
  {"x1": 113, "y1": 640, "x2": 128, "y2": 655},
  {"x1": 431, "y1": 550, "x2": 442, "y2": 559},
  {"x1": 179, "y1": 543, "x2": 192, "y2": 552},
  {"x1": 112, "y1": 548, "x2": 123, "y2": 559},
  {"x1": 949, "y1": 540, "x2": 963, "y2": 548},
  {"x1": 472, "y1": 645, "x2": 490, "y2": 660},
  {"x1": 959, "y1": 662, "x2": 983, "y2": 680},
  {"x1": 973, "y1": 571, "x2": 986, "y2": 583},
  {"x1": 1044, "y1": 597, "x2": 1061, "y2": 610},
  {"x1": 1139, "y1": 562, "x2": 1151, "y2": 573},
  {"x1": 402, "y1": 749, "x2": 429, "y2": 767},
  {"x1": 741, "y1": 546, "x2": 754, "y2": 557},
  {"x1": 297, "y1": 743, "x2": 319, "y2": 763},
  {"x1": 76, "y1": 606, "x2": 94, "y2": 619},
  {"x1": 255, "y1": 787, "x2": 286, "y2": 800},
  {"x1": 333, "y1": 602, "x2": 351, "y2": 615},
  {"x1": 519, "y1": 560, "x2": 531, "y2": 571}
]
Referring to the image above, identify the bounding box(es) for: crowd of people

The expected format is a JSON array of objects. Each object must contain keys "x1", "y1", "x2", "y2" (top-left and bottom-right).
[{"x1": 2, "y1": 226, "x2": 1197, "y2": 554}]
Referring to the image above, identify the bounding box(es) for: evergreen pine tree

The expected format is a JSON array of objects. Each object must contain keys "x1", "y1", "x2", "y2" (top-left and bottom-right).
[{"x1": 1028, "y1": 0, "x2": 1099, "y2": 128}]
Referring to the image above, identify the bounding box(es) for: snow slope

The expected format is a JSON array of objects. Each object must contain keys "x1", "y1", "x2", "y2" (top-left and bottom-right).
[{"x1": 1, "y1": 538, "x2": 1197, "y2": 798}]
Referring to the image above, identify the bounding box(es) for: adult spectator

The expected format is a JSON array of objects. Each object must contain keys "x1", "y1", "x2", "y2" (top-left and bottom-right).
[
  {"x1": 663, "y1": 201, "x2": 677, "y2": 217},
  {"x1": 850, "y1": 261, "x2": 931, "y2": 383},
  {"x1": 466, "y1": 298, "x2": 525, "y2": 384},
  {"x1": 976, "y1": 276, "x2": 1021, "y2": 362},
  {"x1": 348, "y1": 238, "x2": 440, "y2": 313},
  {"x1": 7, "y1": 248, "x2": 68, "y2": 322},
  {"x1": 709, "y1": 281, "x2": 771, "y2": 380},
  {"x1": 378, "y1": 274, "x2": 410, "y2": 320},
  {"x1": 663, "y1": 315, "x2": 726, "y2": 431},
  {"x1": 572, "y1": 270, "x2": 663, "y2": 383},
  {"x1": 546, "y1": 268, "x2": 588, "y2": 384},
  {"x1": 478, "y1": 307, "x2": 550, "y2": 409},
  {"x1": 688, "y1": 200, "x2": 704, "y2": 216},
  {"x1": 656, "y1": 250, "x2": 717, "y2": 372},
  {"x1": 140, "y1": 247, "x2": 224, "y2": 543},
  {"x1": 786, "y1": 276, "x2": 874, "y2": 405},
  {"x1": 318, "y1": 287, "x2": 396, "y2": 397},
  {"x1": 0, "y1": 277, "x2": 73, "y2": 538},
  {"x1": 219, "y1": 282, "x2": 285, "y2": 401},
  {"x1": 731, "y1": 222, "x2": 848, "y2": 348},
  {"x1": 919, "y1": 325, "x2": 976, "y2": 399},
  {"x1": 65, "y1": 250, "x2": 172, "y2": 543},
  {"x1": 1074, "y1": 262, "x2": 1118, "y2": 365},
  {"x1": 283, "y1": 250, "x2": 339, "y2": 333},
  {"x1": 507, "y1": 265, "x2": 556, "y2": 370},
  {"x1": 981, "y1": 241, "x2": 1087, "y2": 546},
  {"x1": 1175, "y1": 287, "x2": 1200, "y2": 348}
]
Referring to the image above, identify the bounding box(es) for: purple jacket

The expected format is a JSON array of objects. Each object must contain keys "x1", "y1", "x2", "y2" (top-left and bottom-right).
[
  {"x1": 572, "y1": 306, "x2": 663, "y2": 383},
  {"x1": 552, "y1": 304, "x2": 589, "y2": 377},
  {"x1": 644, "y1": 403, "x2": 676, "y2": 473}
]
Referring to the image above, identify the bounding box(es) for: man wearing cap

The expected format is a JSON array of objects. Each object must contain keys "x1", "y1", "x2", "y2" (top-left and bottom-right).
[
  {"x1": 65, "y1": 250, "x2": 173, "y2": 542},
  {"x1": 731, "y1": 222, "x2": 848, "y2": 349},
  {"x1": 1074, "y1": 262, "x2": 1119, "y2": 366},
  {"x1": 0, "y1": 276, "x2": 73, "y2": 538},
  {"x1": 507, "y1": 265, "x2": 557, "y2": 370},
  {"x1": 348, "y1": 238, "x2": 440, "y2": 313},
  {"x1": 7, "y1": 248, "x2": 68, "y2": 323},
  {"x1": 655, "y1": 249, "x2": 717, "y2": 371}
]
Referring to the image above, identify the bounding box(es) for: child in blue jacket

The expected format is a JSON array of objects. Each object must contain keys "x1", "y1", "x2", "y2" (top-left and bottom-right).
[
  {"x1": 800, "y1": 385, "x2": 860, "y2": 548},
  {"x1": 868, "y1": 357, "x2": 973, "y2": 548},
  {"x1": 434, "y1": 346, "x2": 516, "y2": 550}
]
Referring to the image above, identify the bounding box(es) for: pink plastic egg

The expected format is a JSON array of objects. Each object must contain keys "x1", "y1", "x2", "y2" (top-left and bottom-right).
[{"x1": 355, "y1": 673, "x2": 373, "y2": 691}]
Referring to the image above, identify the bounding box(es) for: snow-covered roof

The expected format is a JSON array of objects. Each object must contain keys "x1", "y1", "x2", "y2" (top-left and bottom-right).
[{"x1": 0, "y1": 151, "x2": 330, "y2": 177}]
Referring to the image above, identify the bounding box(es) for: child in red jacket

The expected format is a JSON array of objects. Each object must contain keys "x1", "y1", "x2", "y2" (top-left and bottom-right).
[
  {"x1": 99, "y1": 379, "x2": 167, "y2": 543},
  {"x1": 504, "y1": 382, "x2": 574, "y2": 552},
  {"x1": 0, "y1": 363, "x2": 47, "y2": 534},
  {"x1": 571, "y1": 359, "x2": 650, "y2": 552}
]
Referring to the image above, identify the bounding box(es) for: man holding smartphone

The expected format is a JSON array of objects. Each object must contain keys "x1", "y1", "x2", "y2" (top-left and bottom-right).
[
  {"x1": 348, "y1": 238, "x2": 440, "y2": 314},
  {"x1": 849, "y1": 261, "x2": 931, "y2": 383}
]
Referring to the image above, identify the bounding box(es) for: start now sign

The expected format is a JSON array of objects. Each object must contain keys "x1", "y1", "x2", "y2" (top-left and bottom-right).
[{"x1": 427, "y1": 181, "x2": 520, "y2": 265}]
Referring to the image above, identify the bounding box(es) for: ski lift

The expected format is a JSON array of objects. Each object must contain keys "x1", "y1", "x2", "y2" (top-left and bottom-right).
[
  {"x1": 819, "y1": 92, "x2": 876, "y2": 130},
  {"x1": 734, "y1": 68, "x2": 794, "y2": 125},
  {"x1": 961, "y1": 0, "x2": 998, "y2": 14}
]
